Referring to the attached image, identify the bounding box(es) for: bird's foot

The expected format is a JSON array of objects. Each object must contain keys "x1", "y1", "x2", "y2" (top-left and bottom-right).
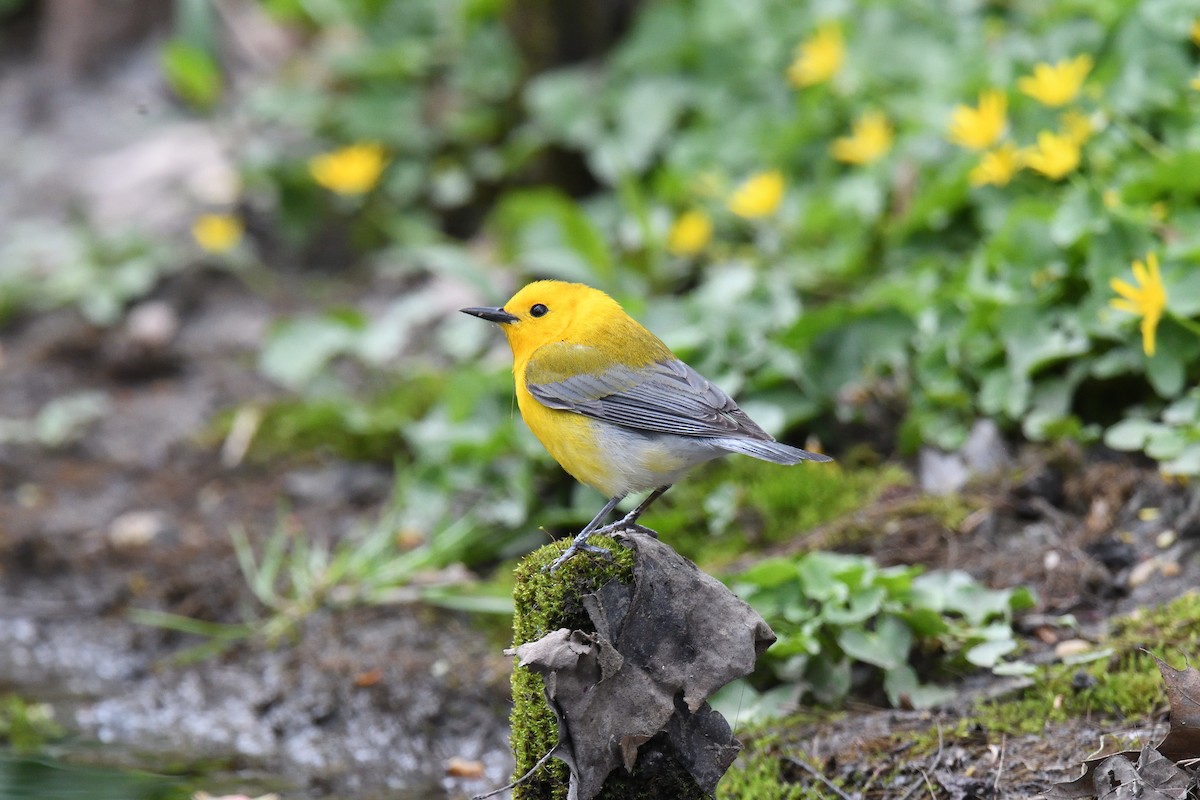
[
  {"x1": 545, "y1": 532, "x2": 613, "y2": 573},
  {"x1": 593, "y1": 518, "x2": 658, "y2": 539}
]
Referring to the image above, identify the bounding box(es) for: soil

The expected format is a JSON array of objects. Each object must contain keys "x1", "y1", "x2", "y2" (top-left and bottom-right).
[{"x1": 2, "y1": 18, "x2": 1200, "y2": 800}]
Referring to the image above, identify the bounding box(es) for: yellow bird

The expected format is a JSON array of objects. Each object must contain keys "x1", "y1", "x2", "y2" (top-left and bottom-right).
[{"x1": 462, "y1": 280, "x2": 831, "y2": 569}]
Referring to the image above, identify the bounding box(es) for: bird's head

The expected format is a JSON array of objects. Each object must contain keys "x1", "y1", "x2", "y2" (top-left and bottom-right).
[{"x1": 460, "y1": 280, "x2": 622, "y2": 361}]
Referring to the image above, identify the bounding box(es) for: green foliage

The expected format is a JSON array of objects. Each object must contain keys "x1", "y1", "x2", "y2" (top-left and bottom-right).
[
  {"x1": 134, "y1": 506, "x2": 514, "y2": 658},
  {"x1": 238, "y1": 0, "x2": 1200, "y2": 467},
  {"x1": 0, "y1": 696, "x2": 65, "y2": 754},
  {"x1": 239, "y1": 0, "x2": 518, "y2": 247},
  {"x1": 161, "y1": 39, "x2": 221, "y2": 110},
  {"x1": 0, "y1": 392, "x2": 110, "y2": 448},
  {"x1": 729, "y1": 553, "x2": 1035, "y2": 711},
  {"x1": 1104, "y1": 386, "x2": 1200, "y2": 474},
  {"x1": 0, "y1": 224, "x2": 180, "y2": 325}
]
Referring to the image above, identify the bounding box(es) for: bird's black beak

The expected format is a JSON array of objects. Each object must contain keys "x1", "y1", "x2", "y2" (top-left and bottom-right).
[{"x1": 460, "y1": 306, "x2": 519, "y2": 324}]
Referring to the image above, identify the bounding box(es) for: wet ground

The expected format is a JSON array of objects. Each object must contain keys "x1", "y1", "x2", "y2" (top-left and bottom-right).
[{"x1": 0, "y1": 270, "x2": 514, "y2": 799}]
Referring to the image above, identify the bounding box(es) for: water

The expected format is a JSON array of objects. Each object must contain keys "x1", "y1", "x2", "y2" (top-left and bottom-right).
[{"x1": 0, "y1": 753, "x2": 191, "y2": 800}]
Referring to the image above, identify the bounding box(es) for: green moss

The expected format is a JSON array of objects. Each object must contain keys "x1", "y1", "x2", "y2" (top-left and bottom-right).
[
  {"x1": 973, "y1": 590, "x2": 1200, "y2": 735},
  {"x1": 643, "y1": 461, "x2": 909, "y2": 567},
  {"x1": 510, "y1": 535, "x2": 635, "y2": 800},
  {"x1": 717, "y1": 750, "x2": 808, "y2": 800}
]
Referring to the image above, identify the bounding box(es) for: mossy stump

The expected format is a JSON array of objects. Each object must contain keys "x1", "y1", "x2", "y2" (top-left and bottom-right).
[{"x1": 510, "y1": 534, "x2": 711, "y2": 800}]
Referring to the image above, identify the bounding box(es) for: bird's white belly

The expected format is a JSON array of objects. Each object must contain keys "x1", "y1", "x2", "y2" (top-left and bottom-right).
[{"x1": 589, "y1": 422, "x2": 725, "y2": 497}]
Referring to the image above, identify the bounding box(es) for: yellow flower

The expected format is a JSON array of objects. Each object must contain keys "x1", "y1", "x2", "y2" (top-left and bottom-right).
[
  {"x1": 1191, "y1": 19, "x2": 1200, "y2": 46},
  {"x1": 948, "y1": 90, "x2": 1007, "y2": 150},
  {"x1": 1023, "y1": 130, "x2": 1080, "y2": 180},
  {"x1": 969, "y1": 143, "x2": 1022, "y2": 187},
  {"x1": 831, "y1": 111, "x2": 894, "y2": 165},
  {"x1": 191, "y1": 213, "x2": 243, "y2": 253},
  {"x1": 1017, "y1": 55, "x2": 1093, "y2": 107},
  {"x1": 1060, "y1": 109, "x2": 1093, "y2": 145},
  {"x1": 1191, "y1": 73, "x2": 1200, "y2": 91},
  {"x1": 667, "y1": 210, "x2": 713, "y2": 256},
  {"x1": 309, "y1": 142, "x2": 388, "y2": 196},
  {"x1": 1110, "y1": 252, "x2": 1167, "y2": 356},
  {"x1": 727, "y1": 170, "x2": 785, "y2": 218},
  {"x1": 787, "y1": 22, "x2": 844, "y2": 88}
]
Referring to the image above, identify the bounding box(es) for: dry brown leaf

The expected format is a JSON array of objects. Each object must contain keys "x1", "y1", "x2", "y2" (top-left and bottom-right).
[{"x1": 1049, "y1": 655, "x2": 1200, "y2": 798}]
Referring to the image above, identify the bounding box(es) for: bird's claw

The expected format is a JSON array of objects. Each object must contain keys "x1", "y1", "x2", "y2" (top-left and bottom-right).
[
  {"x1": 593, "y1": 519, "x2": 658, "y2": 539},
  {"x1": 545, "y1": 533, "x2": 613, "y2": 573}
]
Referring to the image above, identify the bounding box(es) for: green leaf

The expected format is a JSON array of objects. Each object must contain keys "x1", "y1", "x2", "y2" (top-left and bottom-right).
[
  {"x1": 965, "y1": 638, "x2": 1017, "y2": 668},
  {"x1": 836, "y1": 615, "x2": 911, "y2": 670},
  {"x1": 1160, "y1": 443, "x2": 1200, "y2": 475},
  {"x1": 161, "y1": 39, "x2": 222, "y2": 110},
  {"x1": 489, "y1": 189, "x2": 614, "y2": 285},
  {"x1": 821, "y1": 586, "x2": 886, "y2": 626},
  {"x1": 883, "y1": 664, "x2": 955, "y2": 709},
  {"x1": 259, "y1": 314, "x2": 363, "y2": 389},
  {"x1": 734, "y1": 557, "x2": 798, "y2": 590},
  {"x1": 1104, "y1": 417, "x2": 1158, "y2": 451}
]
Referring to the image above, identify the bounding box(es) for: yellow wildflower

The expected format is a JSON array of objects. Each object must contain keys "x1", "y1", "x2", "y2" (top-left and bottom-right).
[
  {"x1": 969, "y1": 143, "x2": 1022, "y2": 187},
  {"x1": 667, "y1": 210, "x2": 713, "y2": 256},
  {"x1": 831, "y1": 111, "x2": 894, "y2": 165},
  {"x1": 309, "y1": 142, "x2": 388, "y2": 196},
  {"x1": 1191, "y1": 73, "x2": 1200, "y2": 91},
  {"x1": 1110, "y1": 252, "x2": 1167, "y2": 357},
  {"x1": 1023, "y1": 131, "x2": 1080, "y2": 180},
  {"x1": 1060, "y1": 109, "x2": 1093, "y2": 145},
  {"x1": 787, "y1": 22, "x2": 844, "y2": 88},
  {"x1": 948, "y1": 90, "x2": 1007, "y2": 150},
  {"x1": 727, "y1": 170, "x2": 785, "y2": 218},
  {"x1": 191, "y1": 213, "x2": 243, "y2": 253},
  {"x1": 1017, "y1": 55, "x2": 1093, "y2": 107},
  {"x1": 1191, "y1": 19, "x2": 1200, "y2": 46}
]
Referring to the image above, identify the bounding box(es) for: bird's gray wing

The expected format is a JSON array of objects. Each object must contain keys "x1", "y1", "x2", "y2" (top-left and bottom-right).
[{"x1": 524, "y1": 342, "x2": 772, "y2": 440}]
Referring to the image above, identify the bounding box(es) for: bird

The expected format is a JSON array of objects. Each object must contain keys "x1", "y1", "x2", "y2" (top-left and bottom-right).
[{"x1": 461, "y1": 280, "x2": 832, "y2": 570}]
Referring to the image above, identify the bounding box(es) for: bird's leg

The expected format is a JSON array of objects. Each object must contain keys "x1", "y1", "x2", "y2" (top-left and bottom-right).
[
  {"x1": 595, "y1": 485, "x2": 671, "y2": 538},
  {"x1": 545, "y1": 495, "x2": 624, "y2": 573}
]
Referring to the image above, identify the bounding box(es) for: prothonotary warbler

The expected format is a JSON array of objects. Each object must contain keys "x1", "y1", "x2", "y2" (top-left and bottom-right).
[{"x1": 462, "y1": 280, "x2": 832, "y2": 569}]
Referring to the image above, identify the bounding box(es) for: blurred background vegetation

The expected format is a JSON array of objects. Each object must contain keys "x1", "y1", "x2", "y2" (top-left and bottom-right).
[{"x1": 3, "y1": 0, "x2": 1200, "y2": 711}]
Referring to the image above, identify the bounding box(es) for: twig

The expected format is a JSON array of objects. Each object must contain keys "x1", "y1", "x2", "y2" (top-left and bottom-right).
[
  {"x1": 922, "y1": 768, "x2": 937, "y2": 798},
  {"x1": 784, "y1": 756, "x2": 853, "y2": 800},
  {"x1": 471, "y1": 747, "x2": 557, "y2": 800},
  {"x1": 992, "y1": 733, "x2": 1007, "y2": 795},
  {"x1": 897, "y1": 727, "x2": 943, "y2": 800},
  {"x1": 897, "y1": 774, "x2": 925, "y2": 800}
]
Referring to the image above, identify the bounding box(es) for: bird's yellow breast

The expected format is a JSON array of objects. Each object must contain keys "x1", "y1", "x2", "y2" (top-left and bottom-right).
[{"x1": 514, "y1": 369, "x2": 618, "y2": 494}]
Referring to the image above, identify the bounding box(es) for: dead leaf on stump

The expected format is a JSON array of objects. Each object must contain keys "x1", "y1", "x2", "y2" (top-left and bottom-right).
[
  {"x1": 1049, "y1": 655, "x2": 1200, "y2": 799},
  {"x1": 512, "y1": 532, "x2": 776, "y2": 800}
]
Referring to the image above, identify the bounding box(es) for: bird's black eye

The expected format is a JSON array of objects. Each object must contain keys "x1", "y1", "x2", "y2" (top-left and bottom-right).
[{"x1": 530, "y1": 303, "x2": 548, "y2": 318}]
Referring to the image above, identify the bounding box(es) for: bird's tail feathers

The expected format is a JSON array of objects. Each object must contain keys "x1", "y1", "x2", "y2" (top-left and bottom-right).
[{"x1": 714, "y1": 437, "x2": 833, "y2": 465}]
